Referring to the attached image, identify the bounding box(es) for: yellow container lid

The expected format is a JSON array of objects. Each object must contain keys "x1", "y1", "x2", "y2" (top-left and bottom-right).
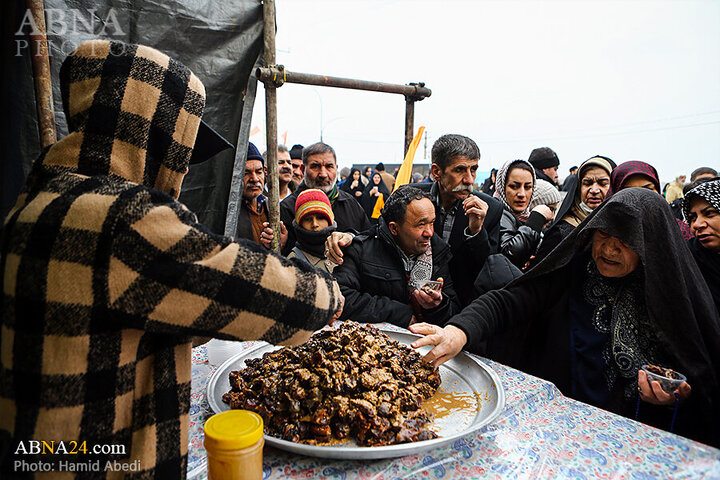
[{"x1": 204, "y1": 410, "x2": 264, "y2": 450}]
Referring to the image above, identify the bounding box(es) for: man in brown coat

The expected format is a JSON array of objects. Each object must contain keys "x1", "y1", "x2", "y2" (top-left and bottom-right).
[{"x1": 0, "y1": 40, "x2": 342, "y2": 479}]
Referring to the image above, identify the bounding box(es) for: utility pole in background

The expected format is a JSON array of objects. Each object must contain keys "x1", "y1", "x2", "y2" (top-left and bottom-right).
[{"x1": 423, "y1": 129, "x2": 428, "y2": 161}]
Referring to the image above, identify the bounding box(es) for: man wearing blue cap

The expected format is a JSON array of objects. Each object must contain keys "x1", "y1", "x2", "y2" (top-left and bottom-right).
[{"x1": 235, "y1": 142, "x2": 278, "y2": 246}]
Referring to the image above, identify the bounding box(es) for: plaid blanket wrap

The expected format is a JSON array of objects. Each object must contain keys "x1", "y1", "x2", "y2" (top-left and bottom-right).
[{"x1": 0, "y1": 40, "x2": 342, "y2": 479}]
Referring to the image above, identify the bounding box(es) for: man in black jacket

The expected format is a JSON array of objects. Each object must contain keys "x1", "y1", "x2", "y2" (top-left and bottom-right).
[
  {"x1": 528, "y1": 146, "x2": 560, "y2": 187},
  {"x1": 280, "y1": 142, "x2": 370, "y2": 255},
  {"x1": 327, "y1": 134, "x2": 502, "y2": 306},
  {"x1": 333, "y1": 187, "x2": 459, "y2": 327},
  {"x1": 415, "y1": 134, "x2": 503, "y2": 305}
]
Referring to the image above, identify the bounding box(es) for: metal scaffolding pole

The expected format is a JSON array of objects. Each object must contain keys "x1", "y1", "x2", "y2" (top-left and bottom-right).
[
  {"x1": 256, "y1": 66, "x2": 431, "y2": 156},
  {"x1": 255, "y1": 13, "x2": 431, "y2": 251},
  {"x1": 262, "y1": 0, "x2": 281, "y2": 252}
]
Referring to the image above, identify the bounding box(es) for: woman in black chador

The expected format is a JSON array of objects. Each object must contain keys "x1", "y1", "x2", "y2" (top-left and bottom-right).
[
  {"x1": 413, "y1": 188, "x2": 720, "y2": 446},
  {"x1": 361, "y1": 171, "x2": 390, "y2": 224},
  {"x1": 340, "y1": 167, "x2": 365, "y2": 203}
]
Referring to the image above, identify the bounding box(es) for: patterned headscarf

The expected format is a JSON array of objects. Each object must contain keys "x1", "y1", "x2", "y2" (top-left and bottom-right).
[
  {"x1": 683, "y1": 179, "x2": 720, "y2": 223},
  {"x1": 608, "y1": 161, "x2": 661, "y2": 197},
  {"x1": 494, "y1": 159, "x2": 536, "y2": 222}
]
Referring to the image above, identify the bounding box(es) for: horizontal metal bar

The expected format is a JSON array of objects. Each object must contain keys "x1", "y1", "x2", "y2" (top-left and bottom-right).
[{"x1": 256, "y1": 66, "x2": 431, "y2": 101}]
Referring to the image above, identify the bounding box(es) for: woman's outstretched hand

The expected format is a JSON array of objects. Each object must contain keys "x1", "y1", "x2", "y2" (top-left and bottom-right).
[{"x1": 409, "y1": 323, "x2": 467, "y2": 367}]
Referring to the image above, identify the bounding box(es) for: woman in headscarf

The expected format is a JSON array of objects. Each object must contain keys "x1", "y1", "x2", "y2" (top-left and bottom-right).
[
  {"x1": 684, "y1": 179, "x2": 720, "y2": 313},
  {"x1": 609, "y1": 161, "x2": 694, "y2": 240},
  {"x1": 361, "y1": 171, "x2": 390, "y2": 224},
  {"x1": 411, "y1": 188, "x2": 720, "y2": 446},
  {"x1": 533, "y1": 156, "x2": 614, "y2": 264},
  {"x1": 494, "y1": 159, "x2": 553, "y2": 268},
  {"x1": 340, "y1": 167, "x2": 365, "y2": 203}
]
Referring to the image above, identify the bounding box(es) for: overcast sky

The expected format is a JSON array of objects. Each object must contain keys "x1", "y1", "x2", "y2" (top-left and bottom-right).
[{"x1": 250, "y1": 0, "x2": 720, "y2": 184}]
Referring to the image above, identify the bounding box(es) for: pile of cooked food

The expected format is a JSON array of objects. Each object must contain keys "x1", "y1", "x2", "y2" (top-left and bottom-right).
[{"x1": 222, "y1": 322, "x2": 441, "y2": 446}]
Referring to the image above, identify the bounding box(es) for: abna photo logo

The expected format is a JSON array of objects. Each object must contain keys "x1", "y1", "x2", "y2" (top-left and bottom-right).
[{"x1": 15, "y1": 8, "x2": 126, "y2": 56}]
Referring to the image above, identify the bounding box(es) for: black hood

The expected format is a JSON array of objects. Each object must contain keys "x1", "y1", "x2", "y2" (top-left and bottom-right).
[{"x1": 520, "y1": 188, "x2": 720, "y2": 442}]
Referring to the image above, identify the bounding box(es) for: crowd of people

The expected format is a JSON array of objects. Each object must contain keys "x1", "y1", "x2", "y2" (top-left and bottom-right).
[
  {"x1": 236, "y1": 134, "x2": 720, "y2": 448},
  {"x1": 1, "y1": 40, "x2": 718, "y2": 478}
]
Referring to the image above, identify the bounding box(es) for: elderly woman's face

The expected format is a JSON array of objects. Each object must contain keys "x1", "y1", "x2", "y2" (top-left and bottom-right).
[
  {"x1": 687, "y1": 197, "x2": 720, "y2": 252},
  {"x1": 580, "y1": 167, "x2": 610, "y2": 209},
  {"x1": 591, "y1": 230, "x2": 640, "y2": 278},
  {"x1": 505, "y1": 167, "x2": 534, "y2": 213}
]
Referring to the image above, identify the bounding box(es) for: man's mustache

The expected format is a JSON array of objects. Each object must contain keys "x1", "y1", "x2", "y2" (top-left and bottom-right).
[
  {"x1": 452, "y1": 184, "x2": 473, "y2": 193},
  {"x1": 279, "y1": 168, "x2": 292, "y2": 175}
]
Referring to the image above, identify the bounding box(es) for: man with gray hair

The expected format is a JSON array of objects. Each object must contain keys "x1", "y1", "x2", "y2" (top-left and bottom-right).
[
  {"x1": 326, "y1": 134, "x2": 503, "y2": 306},
  {"x1": 415, "y1": 134, "x2": 503, "y2": 305},
  {"x1": 280, "y1": 142, "x2": 370, "y2": 255}
]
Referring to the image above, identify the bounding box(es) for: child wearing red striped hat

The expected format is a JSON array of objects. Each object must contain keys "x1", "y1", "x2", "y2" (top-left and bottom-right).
[{"x1": 288, "y1": 189, "x2": 337, "y2": 272}]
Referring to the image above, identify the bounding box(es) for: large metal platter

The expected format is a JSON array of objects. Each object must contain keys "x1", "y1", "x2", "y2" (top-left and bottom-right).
[{"x1": 206, "y1": 328, "x2": 506, "y2": 460}]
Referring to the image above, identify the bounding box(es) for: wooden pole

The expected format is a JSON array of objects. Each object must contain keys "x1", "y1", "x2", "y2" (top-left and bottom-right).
[
  {"x1": 263, "y1": 0, "x2": 280, "y2": 252},
  {"x1": 27, "y1": 0, "x2": 56, "y2": 147}
]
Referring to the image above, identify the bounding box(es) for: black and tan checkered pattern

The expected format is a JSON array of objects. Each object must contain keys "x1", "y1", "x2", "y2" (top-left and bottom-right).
[{"x1": 1, "y1": 40, "x2": 341, "y2": 479}]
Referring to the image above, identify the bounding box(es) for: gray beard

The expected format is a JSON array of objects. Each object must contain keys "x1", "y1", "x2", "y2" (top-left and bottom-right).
[{"x1": 305, "y1": 178, "x2": 334, "y2": 193}]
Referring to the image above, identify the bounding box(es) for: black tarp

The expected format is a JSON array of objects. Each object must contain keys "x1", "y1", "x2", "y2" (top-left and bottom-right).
[{"x1": 1, "y1": 0, "x2": 263, "y2": 234}]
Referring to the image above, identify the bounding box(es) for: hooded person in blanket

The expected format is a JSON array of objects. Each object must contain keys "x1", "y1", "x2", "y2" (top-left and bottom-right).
[{"x1": 0, "y1": 40, "x2": 343, "y2": 478}]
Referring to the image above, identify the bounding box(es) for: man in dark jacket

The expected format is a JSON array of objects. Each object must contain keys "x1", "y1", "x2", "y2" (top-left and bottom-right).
[
  {"x1": 415, "y1": 134, "x2": 503, "y2": 305},
  {"x1": 528, "y1": 146, "x2": 560, "y2": 187},
  {"x1": 289, "y1": 144, "x2": 305, "y2": 184},
  {"x1": 327, "y1": 134, "x2": 502, "y2": 306},
  {"x1": 333, "y1": 187, "x2": 459, "y2": 327},
  {"x1": 280, "y1": 142, "x2": 370, "y2": 255},
  {"x1": 561, "y1": 165, "x2": 578, "y2": 191}
]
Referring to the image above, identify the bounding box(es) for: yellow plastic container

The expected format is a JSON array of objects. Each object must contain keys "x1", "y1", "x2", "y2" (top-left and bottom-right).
[{"x1": 204, "y1": 410, "x2": 264, "y2": 480}]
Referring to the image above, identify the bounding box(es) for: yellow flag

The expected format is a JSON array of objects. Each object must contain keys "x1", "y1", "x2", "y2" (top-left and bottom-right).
[
  {"x1": 392, "y1": 126, "x2": 425, "y2": 192},
  {"x1": 371, "y1": 193, "x2": 385, "y2": 219}
]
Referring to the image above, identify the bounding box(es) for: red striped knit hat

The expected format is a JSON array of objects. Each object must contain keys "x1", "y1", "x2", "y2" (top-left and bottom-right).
[{"x1": 295, "y1": 189, "x2": 334, "y2": 224}]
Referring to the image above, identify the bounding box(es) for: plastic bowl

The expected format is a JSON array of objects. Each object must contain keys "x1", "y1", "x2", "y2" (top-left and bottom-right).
[{"x1": 641, "y1": 364, "x2": 686, "y2": 393}]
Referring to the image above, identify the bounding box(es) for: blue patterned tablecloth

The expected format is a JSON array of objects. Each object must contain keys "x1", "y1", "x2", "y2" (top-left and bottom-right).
[{"x1": 187, "y1": 325, "x2": 720, "y2": 479}]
